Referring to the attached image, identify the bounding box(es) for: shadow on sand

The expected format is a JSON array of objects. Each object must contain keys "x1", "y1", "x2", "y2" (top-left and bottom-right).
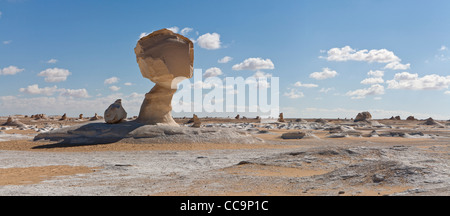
[{"x1": 32, "y1": 120, "x2": 145, "y2": 150}]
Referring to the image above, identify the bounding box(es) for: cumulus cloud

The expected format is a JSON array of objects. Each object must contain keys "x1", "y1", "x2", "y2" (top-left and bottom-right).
[
  {"x1": 38, "y1": 68, "x2": 71, "y2": 82},
  {"x1": 294, "y1": 81, "x2": 318, "y2": 88},
  {"x1": 386, "y1": 72, "x2": 450, "y2": 90},
  {"x1": 319, "y1": 87, "x2": 334, "y2": 93},
  {"x1": 47, "y1": 58, "x2": 58, "y2": 64},
  {"x1": 384, "y1": 61, "x2": 411, "y2": 70},
  {"x1": 253, "y1": 71, "x2": 272, "y2": 78},
  {"x1": 124, "y1": 82, "x2": 133, "y2": 86},
  {"x1": 19, "y1": 84, "x2": 89, "y2": 98},
  {"x1": 323, "y1": 46, "x2": 401, "y2": 63},
  {"x1": 197, "y1": 33, "x2": 221, "y2": 50},
  {"x1": 3, "y1": 40, "x2": 12, "y2": 45},
  {"x1": 203, "y1": 67, "x2": 223, "y2": 78},
  {"x1": 445, "y1": 91, "x2": 450, "y2": 95},
  {"x1": 0, "y1": 66, "x2": 24, "y2": 75},
  {"x1": 109, "y1": 85, "x2": 121, "y2": 91},
  {"x1": 284, "y1": 88, "x2": 304, "y2": 99},
  {"x1": 19, "y1": 84, "x2": 59, "y2": 96},
  {"x1": 60, "y1": 88, "x2": 90, "y2": 98},
  {"x1": 367, "y1": 70, "x2": 384, "y2": 77},
  {"x1": 104, "y1": 76, "x2": 119, "y2": 85},
  {"x1": 218, "y1": 56, "x2": 233, "y2": 63},
  {"x1": 323, "y1": 46, "x2": 410, "y2": 70},
  {"x1": 309, "y1": 68, "x2": 338, "y2": 80},
  {"x1": 166, "y1": 26, "x2": 180, "y2": 33},
  {"x1": 440, "y1": 45, "x2": 448, "y2": 51},
  {"x1": 232, "y1": 58, "x2": 275, "y2": 71},
  {"x1": 180, "y1": 27, "x2": 193, "y2": 35},
  {"x1": 361, "y1": 77, "x2": 384, "y2": 85},
  {"x1": 346, "y1": 84, "x2": 385, "y2": 99}
]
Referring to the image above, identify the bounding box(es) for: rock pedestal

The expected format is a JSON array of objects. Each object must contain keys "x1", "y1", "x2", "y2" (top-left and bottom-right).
[{"x1": 134, "y1": 28, "x2": 194, "y2": 126}]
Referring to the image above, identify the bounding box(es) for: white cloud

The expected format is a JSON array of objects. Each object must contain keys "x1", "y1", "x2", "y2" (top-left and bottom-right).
[
  {"x1": 109, "y1": 85, "x2": 121, "y2": 91},
  {"x1": 47, "y1": 58, "x2": 58, "y2": 64},
  {"x1": 284, "y1": 89, "x2": 304, "y2": 99},
  {"x1": 129, "y1": 92, "x2": 144, "y2": 98},
  {"x1": 0, "y1": 65, "x2": 24, "y2": 75},
  {"x1": 319, "y1": 87, "x2": 334, "y2": 93},
  {"x1": 203, "y1": 67, "x2": 223, "y2": 78},
  {"x1": 309, "y1": 67, "x2": 338, "y2": 80},
  {"x1": 19, "y1": 84, "x2": 59, "y2": 96},
  {"x1": 19, "y1": 84, "x2": 89, "y2": 98},
  {"x1": 440, "y1": 45, "x2": 448, "y2": 51},
  {"x1": 445, "y1": 91, "x2": 450, "y2": 95},
  {"x1": 167, "y1": 26, "x2": 179, "y2": 33},
  {"x1": 0, "y1": 11, "x2": 2, "y2": 18},
  {"x1": 360, "y1": 77, "x2": 384, "y2": 85},
  {"x1": 323, "y1": 46, "x2": 410, "y2": 69},
  {"x1": 384, "y1": 61, "x2": 411, "y2": 70},
  {"x1": 253, "y1": 71, "x2": 272, "y2": 78},
  {"x1": 124, "y1": 82, "x2": 133, "y2": 86},
  {"x1": 197, "y1": 33, "x2": 221, "y2": 50},
  {"x1": 346, "y1": 84, "x2": 385, "y2": 99},
  {"x1": 60, "y1": 88, "x2": 90, "y2": 98},
  {"x1": 323, "y1": 46, "x2": 401, "y2": 63},
  {"x1": 218, "y1": 56, "x2": 233, "y2": 63},
  {"x1": 232, "y1": 57, "x2": 275, "y2": 71},
  {"x1": 37, "y1": 68, "x2": 71, "y2": 82},
  {"x1": 104, "y1": 77, "x2": 119, "y2": 85},
  {"x1": 387, "y1": 72, "x2": 450, "y2": 90},
  {"x1": 294, "y1": 81, "x2": 318, "y2": 88},
  {"x1": 367, "y1": 70, "x2": 384, "y2": 77},
  {"x1": 180, "y1": 27, "x2": 193, "y2": 35},
  {"x1": 3, "y1": 40, "x2": 12, "y2": 45}
]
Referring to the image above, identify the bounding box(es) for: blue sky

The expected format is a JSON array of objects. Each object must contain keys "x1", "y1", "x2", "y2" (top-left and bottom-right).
[{"x1": 1, "y1": 0, "x2": 450, "y2": 119}]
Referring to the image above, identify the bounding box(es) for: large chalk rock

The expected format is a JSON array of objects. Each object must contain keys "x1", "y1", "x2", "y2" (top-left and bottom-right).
[
  {"x1": 134, "y1": 28, "x2": 194, "y2": 126},
  {"x1": 104, "y1": 99, "x2": 127, "y2": 124}
]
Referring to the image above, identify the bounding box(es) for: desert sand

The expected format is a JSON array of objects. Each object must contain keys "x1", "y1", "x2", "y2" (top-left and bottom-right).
[{"x1": 0, "y1": 115, "x2": 449, "y2": 196}]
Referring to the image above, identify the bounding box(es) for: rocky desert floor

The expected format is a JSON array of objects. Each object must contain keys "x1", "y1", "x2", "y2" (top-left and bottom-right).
[{"x1": 0, "y1": 115, "x2": 449, "y2": 196}]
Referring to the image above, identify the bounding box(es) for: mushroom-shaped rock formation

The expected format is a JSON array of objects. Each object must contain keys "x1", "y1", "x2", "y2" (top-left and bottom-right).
[
  {"x1": 134, "y1": 28, "x2": 194, "y2": 126},
  {"x1": 104, "y1": 99, "x2": 127, "y2": 124}
]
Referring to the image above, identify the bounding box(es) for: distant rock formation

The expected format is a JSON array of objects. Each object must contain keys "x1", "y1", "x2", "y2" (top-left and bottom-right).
[
  {"x1": 104, "y1": 99, "x2": 127, "y2": 124},
  {"x1": 32, "y1": 114, "x2": 47, "y2": 120},
  {"x1": 422, "y1": 117, "x2": 444, "y2": 127},
  {"x1": 354, "y1": 112, "x2": 372, "y2": 122},
  {"x1": 406, "y1": 116, "x2": 416, "y2": 121},
  {"x1": 315, "y1": 118, "x2": 328, "y2": 124},
  {"x1": 90, "y1": 113, "x2": 101, "y2": 121},
  {"x1": 395, "y1": 116, "x2": 401, "y2": 120},
  {"x1": 134, "y1": 28, "x2": 194, "y2": 126},
  {"x1": 235, "y1": 114, "x2": 240, "y2": 120},
  {"x1": 60, "y1": 113, "x2": 67, "y2": 121},
  {"x1": 190, "y1": 114, "x2": 201, "y2": 128},
  {"x1": 278, "y1": 113, "x2": 285, "y2": 122},
  {"x1": 2, "y1": 116, "x2": 25, "y2": 127},
  {"x1": 79, "y1": 114, "x2": 83, "y2": 120}
]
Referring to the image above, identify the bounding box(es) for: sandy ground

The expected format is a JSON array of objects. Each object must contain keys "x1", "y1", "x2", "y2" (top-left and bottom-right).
[{"x1": 0, "y1": 115, "x2": 449, "y2": 196}]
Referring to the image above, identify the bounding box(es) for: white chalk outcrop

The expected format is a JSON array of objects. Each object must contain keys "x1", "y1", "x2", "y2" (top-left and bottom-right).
[
  {"x1": 104, "y1": 99, "x2": 127, "y2": 124},
  {"x1": 134, "y1": 28, "x2": 194, "y2": 126}
]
